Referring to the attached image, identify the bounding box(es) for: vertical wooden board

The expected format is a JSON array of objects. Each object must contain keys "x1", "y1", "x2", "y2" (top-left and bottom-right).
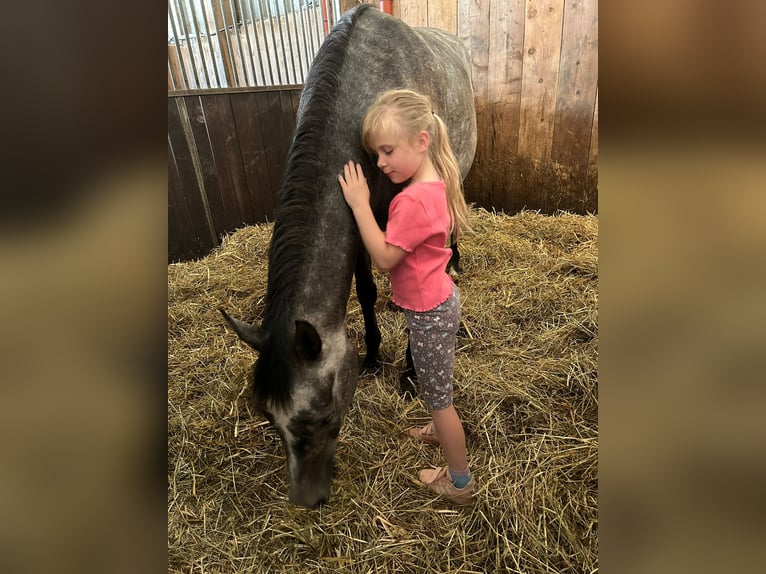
[
  {"x1": 167, "y1": 98, "x2": 216, "y2": 260},
  {"x1": 168, "y1": 46, "x2": 183, "y2": 90},
  {"x1": 254, "y1": 91, "x2": 291, "y2": 216},
  {"x1": 201, "y1": 94, "x2": 256, "y2": 231},
  {"x1": 168, "y1": 136, "x2": 192, "y2": 262},
  {"x1": 229, "y1": 92, "x2": 273, "y2": 222},
  {"x1": 339, "y1": 1, "x2": 361, "y2": 15},
  {"x1": 456, "y1": 0, "x2": 476, "y2": 198},
  {"x1": 399, "y1": 0, "x2": 428, "y2": 27},
  {"x1": 428, "y1": 0, "x2": 457, "y2": 33},
  {"x1": 585, "y1": 86, "x2": 598, "y2": 212},
  {"x1": 487, "y1": 0, "x2": 526, "y2": 213},
  {"x1": 290, "y1": 88, "x2": 302, "y2": 120},
  {"x1": 551, "y1": 0, "x2": 598, "y2": 176},
  {"x1": 456, "y1": 0, "x2": 470, "y2": 43},
  {"x1": 279, "y1": 90, "x2": 298, "y2": 153},
  {"x1": 487, "y1": 0, "x2": 525, "y2": 103},
  {"x1": 461, "y1": 0, "x2": 492, "y2": 210},
  {"x1": 185, "y1": 95, "x2": 232, "y2": 237},
  {"x1": 518, "y1": 0, "x2": 565, "y2": 164}
]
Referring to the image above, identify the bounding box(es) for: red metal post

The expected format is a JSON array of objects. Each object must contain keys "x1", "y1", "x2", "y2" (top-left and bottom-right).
[
  {"x1": 321, "y1": 0, "x2": 331, "y2": 35},
  {"x1": 380, "y1": 1, "x2": 393, "y2": 16}
]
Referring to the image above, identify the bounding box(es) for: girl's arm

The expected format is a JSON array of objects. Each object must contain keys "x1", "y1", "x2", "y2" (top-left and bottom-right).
[{"x1": 338, "y1": 161, "x2": 406, "y2": 271}]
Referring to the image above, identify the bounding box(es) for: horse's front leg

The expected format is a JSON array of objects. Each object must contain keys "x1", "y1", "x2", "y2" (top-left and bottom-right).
[
  {"x1": 447, "y1": 241, "x2": 461, "y2": 277},
  {"x1": 354, "y1": 251, "x2": 381, "y2": 373},
  {"x1": 398, "y1": 336, "x2": 419, "y2": 399}
]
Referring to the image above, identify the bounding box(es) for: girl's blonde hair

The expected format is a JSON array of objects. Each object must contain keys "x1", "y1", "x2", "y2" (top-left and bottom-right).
[{"x1": 361, "y1": 88, "x2": 472, "y2": 240}]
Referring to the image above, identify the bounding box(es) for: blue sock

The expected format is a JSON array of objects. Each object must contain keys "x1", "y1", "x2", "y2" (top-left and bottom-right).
[{"x1": 449, "y1": 467, "x2": 471, "y2": 489}]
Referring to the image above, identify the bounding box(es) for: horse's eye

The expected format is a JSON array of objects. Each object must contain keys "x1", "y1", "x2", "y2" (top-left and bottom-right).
[{"x1": 321, "y1": 415, "x2": 333, "y2": 427}]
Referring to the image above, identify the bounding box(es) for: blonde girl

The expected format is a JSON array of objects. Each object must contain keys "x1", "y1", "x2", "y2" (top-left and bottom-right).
[{"x1": 338, "y1": 88, "x2": 474, "y2": 504}]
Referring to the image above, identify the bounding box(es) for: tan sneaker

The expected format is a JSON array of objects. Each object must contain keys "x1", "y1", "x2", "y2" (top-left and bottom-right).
[
  {"x1": 417, "y1": 466, "x2": 475, "y2": 505},
  {"x1": 407, "y1": 421, "x2": 440, "y2": 445}
]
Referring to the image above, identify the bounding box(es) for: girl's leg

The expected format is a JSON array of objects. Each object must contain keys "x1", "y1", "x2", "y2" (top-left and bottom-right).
[{"x1": 431, "y1": 404, "x2": 468, "y2": 474}]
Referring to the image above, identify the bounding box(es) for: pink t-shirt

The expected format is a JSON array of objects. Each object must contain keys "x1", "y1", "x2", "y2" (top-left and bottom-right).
[{"x1": 385, "y1": 181, "x2": 454, "y2": 312}]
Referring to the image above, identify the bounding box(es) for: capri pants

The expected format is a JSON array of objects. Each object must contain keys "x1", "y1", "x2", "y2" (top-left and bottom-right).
[{"x1": 402, "y1": 284, "x2": 461, "y2": 410}]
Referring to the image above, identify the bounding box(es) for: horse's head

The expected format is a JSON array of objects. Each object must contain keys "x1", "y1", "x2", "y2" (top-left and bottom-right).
[{"x1": 220, "y1": 309, "x2": 358, "y2": 508}]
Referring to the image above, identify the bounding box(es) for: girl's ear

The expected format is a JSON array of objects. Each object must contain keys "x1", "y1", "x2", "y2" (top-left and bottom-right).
[{"x1": 416, "y1": 130, "x2": 430, "y2": 151}]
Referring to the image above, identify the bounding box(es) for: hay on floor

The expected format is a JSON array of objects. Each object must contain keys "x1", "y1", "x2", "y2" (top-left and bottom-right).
[{"x1": 168, "y1": 208, "x2": 598, "y2": 573}]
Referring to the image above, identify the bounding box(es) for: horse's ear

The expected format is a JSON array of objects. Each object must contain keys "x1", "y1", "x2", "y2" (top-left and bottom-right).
[
  {"x1": 219, "y1": 308, "x2": 266, "y2": 351},
  {"x1": 294, "y1": 320, "x2": 322, "y2": 362}
]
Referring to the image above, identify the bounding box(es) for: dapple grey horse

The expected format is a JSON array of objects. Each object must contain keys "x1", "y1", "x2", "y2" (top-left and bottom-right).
[{"x1": 220, "y1": 4, "x2": 476, "y2": 507}]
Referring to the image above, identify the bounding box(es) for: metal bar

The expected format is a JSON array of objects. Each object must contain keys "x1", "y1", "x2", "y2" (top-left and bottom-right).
[
  {"x1": 313, "y1": 0, "x2": 324, "y2": 52},
  {"x1": 227, "y1": 0, "x2": 249, "y2": 86},
  {"x1": 275, "y1": 1, "x2": 290, "y2": 84},
  {"x1": 263, "y1": 0, "x2": 284, "y2": 84},
  {"x1": 290, "y1": 0, "x2": 305, "y2": 82},
  {"x1": 243, "y1": 0, "x2": 260, "y2": 86},
  {"x1": 216, "y1": 0, "x2": 241, "y2": 86},
  {"x1": 199, "y1": 0, "x2": 223, "y2": 87},
  {"x1": 168, "y1": 3, "x2": 191, "y2": 89},
  {"x1": 247, "y1": 0, "x2": 268, "y2": 86},
  {"x1": 168, "y1": 60, "x2": 177, "y2": 91},
  {"x1": 176, "y1": 0, "x2": 204, "y2": 88},
  {"x1": 190, "y1": 0, "x2": 213, "y2": 88},
  {"x1": 281, "y1": 0, "x2": 299, "y2": 84},
  {"x1": 297, "y1": 2, "x2": 313, "y2": 80},
  {"x1": 236, "y1": 0, "x2": 253, "y2": 84},
  {"x1": 253, "y1": 0, "x2": 276, "y2": 85}
]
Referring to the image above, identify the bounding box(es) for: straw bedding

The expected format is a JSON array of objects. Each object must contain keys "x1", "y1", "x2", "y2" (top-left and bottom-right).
[{"x1": 168, "y1": 208, "x2": 598, "y2": 573}]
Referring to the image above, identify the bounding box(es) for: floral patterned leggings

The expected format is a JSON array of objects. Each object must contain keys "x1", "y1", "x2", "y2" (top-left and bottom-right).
[{"x1": 402, "y1": 285, "x2": 461, "y2": 410}]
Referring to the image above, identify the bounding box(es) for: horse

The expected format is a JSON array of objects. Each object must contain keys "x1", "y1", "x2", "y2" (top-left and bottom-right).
[{"x1": 220, "y1": 4, "x2": 476, "y2": 508}]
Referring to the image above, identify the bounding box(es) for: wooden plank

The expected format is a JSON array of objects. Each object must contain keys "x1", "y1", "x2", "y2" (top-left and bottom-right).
[
  {"x1": 585, "y1": 86, "x2": 598, "y2": 213},
  {"x1": 290, "y1": 88, "x2": 302, "y2": 120},
  {"x1": 486, "y1": 0, "x2": 525, "y2": 213},
  {"x1": 254, "y1": 90, "x2": 293, "y2": 215},
  {"x1": 167, "y1": 97, "x2": 216, "y2": 260},
  {"x1": 518, "y1": 0, "x2": 565, "y2": 210},
  {"x1": 428, "y1": 0, "x2": 457, "y2": 33},
  {"x1": 168, "y1": 135, "x2": 191, "y2": 262},
  {"x1": 168, "y1": 46, "x2": 183, "y2": 90},
  {"x1": 551, "y1": 0, "x2": 598, "y2": 179},
  {"x1": 279, "y1": 90, "x2": 298, "y2": 152},
  {"x1": 399, "y1": 0, "x2": 428, "y2": 27},
  {"x1": 456, "y1": 0, "x2": 470, "y2": 42},
  {"x1": 185, "y1": 95, "x2": 234, "y2": 238},
  {"x1": 461, "y1": 0, "x2": 492, "y2": 211},
  {"x1": 200, "y1": 94, "x2": 256, "y2": 232},
  {"x1": 518, "y1": 0, "x2": 564, "y2": 164},
  {"x1": 229, "y1": 92, "x2": 273, "y2": 222},
  {"x1": 339, "y1": 1, "x2": 361, "y2": 15}
]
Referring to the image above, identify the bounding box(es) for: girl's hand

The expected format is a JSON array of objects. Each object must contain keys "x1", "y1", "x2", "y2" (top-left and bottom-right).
[{"x1": 338, "y1": 161, "x2": 370, "y2": 212}]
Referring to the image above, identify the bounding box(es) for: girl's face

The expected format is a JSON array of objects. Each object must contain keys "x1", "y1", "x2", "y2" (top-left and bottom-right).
[{"x1": 370, "y1": 116, "x2": 429, "y2": 184}]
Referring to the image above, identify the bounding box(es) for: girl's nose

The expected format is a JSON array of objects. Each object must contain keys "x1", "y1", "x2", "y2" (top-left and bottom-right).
[{"x1": 377, "y1": 156, "x2": 386, "y2": 169}]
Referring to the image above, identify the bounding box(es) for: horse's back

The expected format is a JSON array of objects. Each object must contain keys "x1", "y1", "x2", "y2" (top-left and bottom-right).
[{"x1": 334, "y1": 7, "x2": 476, "y2": 177}]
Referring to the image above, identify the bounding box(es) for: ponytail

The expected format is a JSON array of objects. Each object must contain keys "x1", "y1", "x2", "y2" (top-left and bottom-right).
[{"x1": 430, "y1": 112, "x2": 472, "y2": 240}]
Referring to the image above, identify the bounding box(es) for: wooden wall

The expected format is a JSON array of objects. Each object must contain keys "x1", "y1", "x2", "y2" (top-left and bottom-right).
[
  {"x1": 168, "y1": 1, "x2": 598, "y2": 261},
  {"x1": 392, "y1": 0, "x2": 598, "y2": 214},
  {"x1": 168, "y1": 87, "x2": 301, "y2": 262}
]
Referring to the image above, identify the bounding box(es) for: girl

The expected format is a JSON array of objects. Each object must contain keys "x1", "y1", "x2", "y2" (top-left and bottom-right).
[{"x1": 338, "y1": 89, "x2": 474, "y2": 505}]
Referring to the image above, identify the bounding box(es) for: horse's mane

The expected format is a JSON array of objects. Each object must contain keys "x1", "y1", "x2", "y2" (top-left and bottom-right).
[{"x1": 254, "y1": 5, "x2": 372, "y2": 409}]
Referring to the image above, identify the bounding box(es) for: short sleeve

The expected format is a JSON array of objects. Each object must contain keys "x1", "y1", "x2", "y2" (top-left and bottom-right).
[{"x1": 385, "y1": 194, "x2": 433, "y2": 253}]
